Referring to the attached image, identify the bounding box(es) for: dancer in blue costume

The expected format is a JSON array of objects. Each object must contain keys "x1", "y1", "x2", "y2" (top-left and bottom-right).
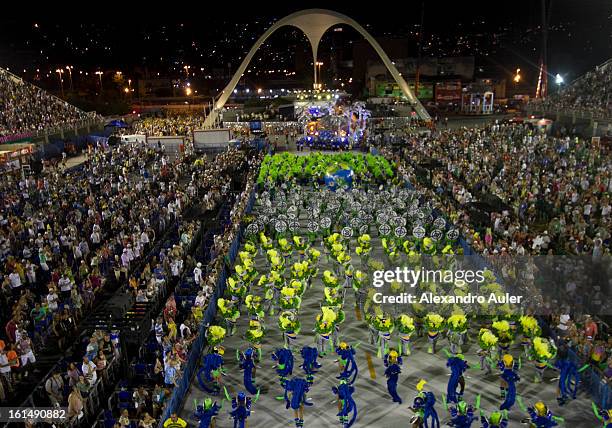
[
  {"x1": 446, "y1": 399, "x2": 477, "y2": 428},
  {"x1": 272, "y1": 348, "x2": 294, "y2": 387},
  {"x1": 193, "y1": 398, "x2": 221, "y2": 428},
  {"x1": 480, "y1": 410, "x2": 508, "y2": 428},
  {"x1": 238, "y1": 347, "x2": 259, "y2": 395},
  {"x1": 197, "y1": 346, "x2": 225, "y2": 394},
  {"x1": 300, "y1": 346, "x2": 321, "y2": 385},
  {"x1": 498, "y1": 354, "x2": 520, "y2": 411},
  {"x1": 519, "y1": 401, "x2": 562, "y2": 428},
  {"x1": 335, "y1": 342, "x2": 358, "y2": 385},
  {"x1": 284, "y1": 377, "x2": 313, "y2": 427},
  {"x1": 446, "y1": 353, "x2": 469, "y2": 404},
  {"x1": 228, "y1": 391, "x2": 253, "y2": 428},
  {"x1": 554, "y1": 350, "x2": 586, "y2": 406},
  {"x1": 383, "y1": 348, "x2": 403, "y2": 404},
  {"x1": 332, "y1": 379, "x2": 357, "y2": 428},
  {"x1": 409, "y1": 380, "x2": 440, "y2": 428}
]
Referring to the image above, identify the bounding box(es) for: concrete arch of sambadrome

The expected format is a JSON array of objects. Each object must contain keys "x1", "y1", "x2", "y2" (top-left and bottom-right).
[{"x1": 203, "y1": 8, "x2": 431, "y2": 127}]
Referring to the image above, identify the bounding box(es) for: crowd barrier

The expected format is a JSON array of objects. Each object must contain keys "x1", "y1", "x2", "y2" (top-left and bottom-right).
[{"x1": 157, "y1": 187, "x2": 255, "y2": 427}]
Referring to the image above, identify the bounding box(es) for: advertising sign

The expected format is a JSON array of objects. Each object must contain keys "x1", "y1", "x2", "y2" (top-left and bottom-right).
[{"x1": 435, "y1": 81, "x2": 462, "y2": 102}]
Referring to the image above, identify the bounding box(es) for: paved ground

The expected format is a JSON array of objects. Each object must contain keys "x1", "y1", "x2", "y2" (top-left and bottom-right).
[{"x1": 180, "y1": 185, "x2": 594, "y2": 428}]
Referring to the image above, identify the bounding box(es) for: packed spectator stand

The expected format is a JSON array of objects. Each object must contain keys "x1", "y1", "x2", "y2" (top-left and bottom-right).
[
  {"x1": 0, "y1": 111, "x2": 262, "y2": 427},
  {"x1": 529, "y1": 58, "x2": 612, "y2": 120},
  {"x1": 0, "y1": 68, "x2": 101, "y2": 141},
  {"x1": 371, "y1": 119, "x2": 612, "y2": 407}
]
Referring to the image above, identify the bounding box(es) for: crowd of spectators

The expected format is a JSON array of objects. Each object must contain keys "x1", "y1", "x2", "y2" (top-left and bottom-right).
[
  {"x1": 97, "y1": 146, "x2": 258, "y2": 428},
  {"x1": 529, "y1": 59, "x2": 612, "y2": 119},
  {"x1": 0, "y1": 68, "x2": 98, "y2": 138},
  {"x1": 376, "y1": 120, "x2": 612, "y2": 389},
  {"x1": 132, "y1": 115, "x2": 207, "y2": 137}
]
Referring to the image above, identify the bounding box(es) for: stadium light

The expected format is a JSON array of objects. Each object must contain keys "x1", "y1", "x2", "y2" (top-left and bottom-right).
[{"x1": 555, "y1": 73, "x2": 564, "y2": 85}]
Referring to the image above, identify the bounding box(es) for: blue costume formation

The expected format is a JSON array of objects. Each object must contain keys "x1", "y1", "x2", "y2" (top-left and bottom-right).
[
  {"x1": 239, "y1": 347, "x2": 259, "y2": 395},
  {"x1": 336, "y1": 342, "x2": 358, "y2": 385},
  {"x1": 447, "y1": 400, "x2": 476, "y2": 428},
  {"x1": 332, "y1": 380, "x2": 357, "y2": 428},
  {"x1": 383, "y1": 349, "x2": 403, "y2": 404},
  {"x1": 229, "y1": 392, "x2": 253, "y2": 428},
  {"x1": 411, "y1": 381, "x2": 440, "y2": 428},
  {"x1": 554, "y1": 356, "x2": 580, "y2": 405},
  {"x1": 284, "y1": 377, "x2": 312, "y2": 427},
  {"x1": 446, "y1": 355, "x2": 469, "y2": 404},
  {"x1": 480, "y1": 411, "x2": 508, "y2": 428},
  {"x1": 272, "y1": 348, "x2": 294, "y2": 387},
  {"x1": 526, "y1": 402, "x2": 560, "y2": 428},
  {"x1": 193, "y1": 398, "x2": 221, "y2": 428},
  {"x1": 300, "y1": 346, "x2": 321, "y2": 385},
  {"x1": 498, "y1": 355, "x2": 520, "y2": 411},
  {"x1": 197, "y1": 347, "x2": 224, "y2": 393}
]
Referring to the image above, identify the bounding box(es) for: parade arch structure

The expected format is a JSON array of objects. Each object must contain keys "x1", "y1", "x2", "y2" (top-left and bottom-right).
[{"x1": 203, "y1": 8, "x2": 431, "y2": 127}]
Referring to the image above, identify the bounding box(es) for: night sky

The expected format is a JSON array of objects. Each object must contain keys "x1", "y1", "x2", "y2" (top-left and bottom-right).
[{"x1": 0, "y1": 1, "x2": 610, "y2": 82}]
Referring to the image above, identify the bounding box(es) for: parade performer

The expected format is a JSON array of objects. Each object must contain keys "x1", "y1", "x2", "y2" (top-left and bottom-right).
[
  {"x1": 267, "y1": 270, "x2": 284, "y2": 315},
  {"x1": 278, "y1": 237, "x2": 293, "y2": 265},
  {"x1": 228, "y1": 391, "x2": 254, "y2": 428},
  {"x1": 227, "y1": 275, "x2": 248, "y2": 303},
  {"x1": 245, "y1": 294, "x2": 264, "y2": 320},
  {"x1": 280, "y1": 287, "x2": 302, "y2": 311},
  {"x1": 554, "y1": 351, "x2": 586, "y2": 405},
  {"x1": 217, "y1": 298, "x2": 240, "y2": 336},
  {"x1": 284, "y1": 377, "x2": 312, "y2": 427},
  {"x1": 352, "y1": 270, "x2": 367, "y2": 310},
  {"x1": 477, "y1": 329, "x2": 498, "y2": 375},
  {"x1": 300, "y1": 346, "x2": 322, "y2": 385},
  {"x1": 238, "y1": 348, "x2": 259, "y2": 395},
  {"x1": 332, "y1": 379, "x2": 357, "y2": 428},
  {"x1": 425, "y1": 313, "x2": 445, "y2": 354},
  {"x1": 355, "y1": 233, "x2": 371, "y2": 266},
  {"x1": 518, "y1": 400, "x2": 562, "y2": 428},
  {"x1": 445, "y1": 352, "x2": 469, "y2": 403},
  {"x1": 530, "y1": 337, "x2": 556, "y2": 383},
  {"x1": 314, "y1": 306, "x2": 337, "y2": 356},
  {"x1": 335, "y1": 342, "x2": 358, "y2": 385},
  {"x1": 519, "y1": 315, "x2": 541, "y2": 358},
  {"x1": 267, "y1": 249, "x2": 285, "y2": 273},
  {"x1": 592, "y1": 403, "x2": 612, "y2": 427},
  {"x1": 197, "y1": 346, "x2": 225, "y2": 394},
  {"x1": 293, "y1": 235, "x2": 309, "y2": 260},
  {"x1": 381, "y1": 237, "x2": 400, "y2": 263},
  {"x1": 278, "y1": 311, "x2": 301, "y2": 349},
  {"x1": 446, "y1": 399, "x2": 477, "y2": 428},
  {"x1": 367, "y1": 310, "x2": 394, "y2": 358},
  {"x1": 409, "y1": 380, "x2": 440, "y2": 428},
  {"x1": 447, "y1": 314, "x2": 468, "y2": 355},
  {"x1": 271, "y1": 348, "x2": 294, "y2": 387},
  {"x1": 498, "y1": 354, "x2": 520, "y2": 411},
  {"x1": 245, "y1": 319, "x2": 265, "y2": 360},
  {"x1": 383, "y1": 348, "x2": 403, "y2": 404},
  {"x1": 492, "y1": 320, "x2": 514, "y2": 357},
  {"x1": 260, "y1": 232, "x2": 274, "y2": 254},
  {"x1": 341, "y1": 261, "x2": 354, "y2": 301},
  {"x1": 479, "y1": 410, "x2": 508, "y2": 428},
  {"x1": 396, "y1": 314, "x2": 415, "y2": 356},
  {"x1": 194, "y1": 398, "x2": 222, "y2": 428}
]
